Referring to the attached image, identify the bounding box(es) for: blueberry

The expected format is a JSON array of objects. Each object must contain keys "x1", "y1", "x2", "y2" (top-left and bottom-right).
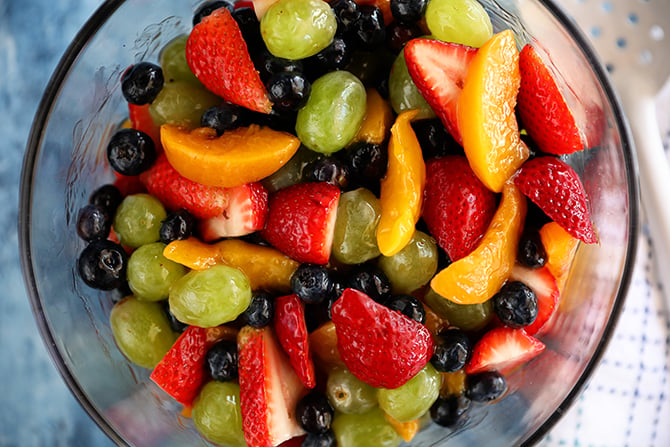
[
  {"x1": 465, "y1": 371, "x2": 508, "y2": 402},
  {"x1": 304, "y1": 157, "x2": 350, "y2": 190},
  {"x1": 517, "y1": 229, "x2": 547, "y2": 268},
  {"x1": 255, "y1": 50, "x2": 304, "y2": 83},
  {"x1": 193, "y1": 0, "x2": 234, "y2": 26},
  {"x1": 411, "y1": 119, "x2": 463, "y2": 159},
  {"x1": 349, "y1": 5, "x2": 386, "y2": 50},
  {"x1": 89, "y1": 184, "x2": 123, "y2": 216},
  {"x1": 121, "y1": 62, "x2": 164, "y2": 105},
  {"x1": 493, "y1": 281, "x2": 538, "y2": 329},
  {"x1": 385, "y1": 294, "x2": 426, "y2": 324},
  {"x1": 311, "y1": 37, "x2": 352, "y2": 72},
  {"x1": 206, "y1": 340, "x2": 239, "y2": 381},
  {"x1": 390, "y1": 0, "x2": 427, "y2": 23},
  {"x1": 431, "y1": 329, "x2": 471, "y2": 372},
  {"x1": 266, "y1": 72, "x2": 311, "y2": 111},
  {"x1": 296, "y1": 392, "x2": 334, "y2": 434},
  {"x1": 385, "y1": 21, "x2": 423, "y2": 53},
  {"x1": 331, "y1": 0, "x2": 360, "y2": 32},
  {"x1": 303, "y1": 431, "x2": 336, "y2": 447},
  {"x1": 232, "y1": 7, "x2": 264, "y2": 55},
  {"x1": 107, "y1": 128, "x2": 156, "y2": 176},
  {"x1": 201, "y1": 102, "x2": 246, "y2": 135},
  {"x1": 430, "y1": 394, "x2": 471, "y2": 428},
  {"x1": 77, "y1": 239, "x2": 128, "y2": 290},
  {"x1": 243, "y1": 291, "x2": 275, "y2": 328},
  {"x1": 346, "y1": 264, "x2": 391, "y2": 303},
  {"x1": 343, "y1": 141, "x2": 387, "y2": 191},
  {"x1": 291, "y1": 264, "x2": 334, "y2": 304},
  {"x1": 162, "y1": 301, "x2": 188, "y2": 333},
  {"x1": 76, "y1": 204, "x2": 111, "y2": 242},
  {"x1": 159, "y1": 209, "x2": 195, "y2": 244}
]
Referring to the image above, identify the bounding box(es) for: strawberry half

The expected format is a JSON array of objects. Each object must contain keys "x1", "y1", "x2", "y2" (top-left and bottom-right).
[
  {"x1": 465, "y1": 326, "x2": 545, "y2": 375},
  {"x1": 517, "y1": 44, "x2": 584, "y2": 155},
  {"x1": 199, "y1": 182, "x2": 269, "y2": 240},
  {"x1": 261, "y1": 182, "x2": 340, "y2": 265},
  {"x1": 128, "y1": 103, "x2": 162, "y2": 152},
  {"x1": 404, "y1": 38, "x2": 478, "y2": 144},
  {"x1": 509, "y1": 264, "x2": 560, "y2": 336},
  {"x1": 331, "y1": 288, "x2": 434, "y2": 389},
  {"x1": 238, "y1": 326, "x2": 307, "y2": 447},
  {"x1": 140, "y1": 154, "x2": 230, "y2": 219},
  {"x1": 422, "y1": 155, "x2": 497, "y2": 261},
  {"x1": 274, "y1": 294, "x2": 316, "y2": 389},
  {"x1": 186, "y1": 8, "x2": 272, "y2": 113},
  {"x1": 514, "y1": 156, "x2": 597, "y2": 244}
]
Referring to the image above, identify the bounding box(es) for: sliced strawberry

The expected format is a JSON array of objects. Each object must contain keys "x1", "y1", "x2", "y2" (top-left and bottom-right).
[
  {"x1": 331, "y1": 288, "x2": 434, "y2": 389},
  {"x1": 140, "y1": 154, "x2": 230, "y2": 219},
  {"x1": 517, "y1": 44, "x2": 584, "y2": 155},
  {"x1": 261, "y1": 182, "x2": 340, "y2": 265},
  {"x1": 199, "y1": 182, "x2": 269, "y2": 240},
  {"x1": 465, "y1": 326, "x2": 545, "y2": 375},
  {"x1": 113, "y1": 171, "x2": 147, "y2": 197},
  {"x1": 238, "y1": 326, "x2": 307, "y2": 447},
  {"x1": 404, "y1": 38, "x2": 478, "y2": 144},
  {"x1": 514, "y1": 156, "x2": 597, "y2": 244},
  {"x1": 128, "y1": 103, "x2": 162, "y2": 151},
  {"x1": 509, "y1": 264, "x2": 560, "y2": 336},
  {"x1": 186, "y1": 8, "x2": 272, "y2": 113},
  {"x1": 274, "y1": 294, "x2": 316, "y2": 389},
  {"x1": 422, "y1": 155, "x2": 497, "y2": 261}
]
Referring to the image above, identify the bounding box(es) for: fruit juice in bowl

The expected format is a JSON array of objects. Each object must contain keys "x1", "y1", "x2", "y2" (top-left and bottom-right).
[{"x1": 20, "y1": 0, "x2": 637, "y2": 446}]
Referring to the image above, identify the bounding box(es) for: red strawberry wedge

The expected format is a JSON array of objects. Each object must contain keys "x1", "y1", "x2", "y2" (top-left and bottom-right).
[
  {"x1": 199, "y1": 182, "x2": 269, "y2": 240},
  {"x1": 331, "y1": 288, "x2": 434, "y2": 389},
  {"x1": 423, "y1": 155, "x2": 496, "y2": 261},
  {"x1": 238, "y1": 326, "x2": 307, "y2": 447},
  {"x1": 186, "y1": 8, "x2": 272, "y2": 113},
  {"x1": 128, "y1": 103, "x2": 162, "y2": 151},
  {"x1": 465, "y1": 326, "x2": 546, "y2": 375},
  {"x1": 509, "y1": 264, "x2": 560, "y2": 336},
  {"x1": 517, "y1": 44, "x2": 584, "y2": 155},
  {"x1": 514, "y1": 156, "x2": 597, "y2": 244},
  {"x1": 261, "y1": 182, "x2": 340, "y2": 265},
  {"x1": 404, "y1": 38, "x2": 478, "y2": 144},
  {"x1": 274, "y1": 294, "x2": 316, "y2": 389}
]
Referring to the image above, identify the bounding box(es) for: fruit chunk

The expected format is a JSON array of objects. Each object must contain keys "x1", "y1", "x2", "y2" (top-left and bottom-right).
[
  {"x1": 128, "y1": 103, "x2": 162, "y2": 150},
  {"x1": 192, "y1": 381, "x2": 246, "y2": 447},
  {"x1": 430, "y1": 182, "x2": 527, "y2": 305},
  {"x1": 309, "y1": 321, "x2": 345, "y2": 371},
  {"x1": 238, "y1": 326, "x2": 307, "y2": 447},
  {"x1": 186, "y1": 8, "x2": 272, "y2": 113},
  {"x1": 509, "y1": 264, "x2": 560, "y2": 336},
  {"x1": 465, "y1": 326, "x2": 545, "y2": 375},
  {"x1": 539, "y1": 221, "x2": 580, "y2": 292},
  {"x1": 274, "y1": 294, "x2": 316, "y2": 389},
  {"x1": 351, "y1": 88, "x2": 394, "y2": 145},
  {"x1": 161, "y1": 124, "x2": 301, "y2": 188},
  {"x1": 517, "y1": 44, "x2": 584, "y2": 155},
  {"x1": 377, "y1": 363, "x2": 440, "y2": 422},
  {"x1": 514, "y1": 156, "x2": 597, "y2": 244},
  {"x1": 332, "y1": 407, "x2": 401, "y2": 447},
  {"x1": 385, "y1": 414, "x2": 420, "y2": 443},
  {"x1": 377, "y1": 109, "x2": 425, "y2": 257},
  {"x1": 424, "y1": 0, "x2": 493, "y2": 48},
  {"x1": 199, "y1": 182, "x2": 269, "y2": 239},
  {"x1": 331, "y1": 288, "x2": 434, "y2": 389},
  {"x1": 457, "y1": 29, "x2": 528, "y2": 193}
]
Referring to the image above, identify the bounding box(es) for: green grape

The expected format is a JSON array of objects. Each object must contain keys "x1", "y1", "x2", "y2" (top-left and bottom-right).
[
  {"x1": 149, "y1": 80, "x2": 221, "y2": 127},
  {"x1": 261, "y1": 0, "x2": 337, "y2": 60},
  {"x1": 127, "y1": 242, "x2": 188, "y2": 302},
  {"x1": 169, "y1": 265, "x2": 252, "y2": 327},
  {"x1": 159, "y1": 34, "x2": 199, "y2": 84},
  {"x1": 332, "y1": 188, "x2": 381, "y2": 265},
  {"x1": 425, "y1": 0, "x2": 493, "y2": 48},
  {"x1": 110, "y1": 296, "x2": 178, "y2": 368},
  {"x1": 377, "y1": 363, "x2": 440, "y2": 423},
  {"x1": 423, "y1": 287, "x2": 494, "y2": 332},
  {"x1": 296, "y1": 70, "x2": 367, "y2": 154},
  {"x1": 261, "y1": 145, "x2": 323, "y2": 193},
  {"x1": 332, "y1": 407, "x2": 401, "y2": 447},
  {"x1": 113, "y1": 194, "x2": 167, "y2": 248},
  {"x1": 388, "y1": 51, "x2": 436, "y2": 120},
  {"x1": 326, "y1": 367, "x2": 378, "y2": 414},
  {"x1": 192, "y1": 381, "x2": 246, "y2": 447},
  {"x1": 377, "y1": 230, "x2": 438, "y2": 294}
]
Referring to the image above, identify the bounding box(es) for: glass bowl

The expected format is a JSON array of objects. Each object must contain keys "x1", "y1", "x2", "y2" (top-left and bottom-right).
[{"x1": 19, "y1": 0, "x2": 638, "y2": 445}]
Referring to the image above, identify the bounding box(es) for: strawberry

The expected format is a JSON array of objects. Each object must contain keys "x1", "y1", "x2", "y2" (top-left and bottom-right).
[
  {"x1": 331, "y1": 288, "x2": 434, "y2": 389},
  {"x1": 261, "y1": 182, "x2": 340, "y2": 265},
  {"x1": 238, "y1": 326, "x2": 307, "y2": 447},
  {"x1": 404, "y1": 38, "x2": 478, "y2": 144},
  {"x1": 513, "y1": 156, "x2": 597, "y2": 244},
  {"x1": 274, "y1": 294, "x2": 316, "y2": 389},
  {"x1": 509, "y1": 264, "x2": 560, "y2": 336},
  {"x1": 113, "y1": 171, "x2": 146, "y2": 197},
  {"x1": 465, "y1": 326, "x2": 545, "y2": 375},
  {"x1": 199, "y1": 182, "x2": 269, "y2": 240},
  {"x1": 517, "y1": 44, "x2": 584, "y2": 155},
  {"x1": 186, "y1": 8, "x2": 272, "y2": 113},
  {"x1": 128, "y1": 103, "x2": 161, "y2": 151},
  {"x1": 422, "y1": 155, "x2": 496, "y2": 261},
  {"x1": 140, "y1": 154, "x2": 230, "y2": 219}
]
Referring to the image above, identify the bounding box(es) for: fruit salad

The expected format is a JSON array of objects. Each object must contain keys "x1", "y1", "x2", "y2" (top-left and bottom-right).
[{"x1": 74, "y1": 0, "x2": 598, "y2": 445}]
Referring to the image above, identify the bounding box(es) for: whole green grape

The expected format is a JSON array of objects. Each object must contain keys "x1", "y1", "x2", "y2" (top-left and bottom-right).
[
  {"x1": 113, "y1": 194, "x2": 167, "y2": 248},
  {"x1": 159, "y1": 34, "x2": 199, "y2": 84},
  {"x1": 261, "y1": 0, "x2": 337, "y2": 60},
  {"x1": 326, "y1": 367, "x2": 378, "y2": 414},
  {"x1": 377, "y1": 230, "x2": 438, "y2": 294},
  {"x1": 127, "y1": 242, "x2": 188, "y2": 302},
  {"x1": 169, "y1": 265, "x2": 252, "y2": 327},
  {"x1": 110, "y1": 296, "x2": 178, "y2": 368},
  {"x1": 149, "y1": 80, "x2": 221, "y2": 127},
  {"x1": 192, "y1": 381, "x2": 246, "y2": 447},
  {"x1": 296, "y1": 70, "x2": 367, "y2": 154},
  {"x1": 332, "y1": 407, "x2": 401, "y2": 447},
  {"x1": 423, "y1": 287, "x2": 494, "y2": 332},
  {"x1": 377, "y1": 364, "x2": 441, "y2": 423},
  {"x1": 424, "y1": 0, "x2": 493, "y2": 48},
  {"x1": 332, "y1": 188, "x2": 382, "y2": 265},
  {"x1": 388, "y1": 51, "x2": 436, "y2": 120}
]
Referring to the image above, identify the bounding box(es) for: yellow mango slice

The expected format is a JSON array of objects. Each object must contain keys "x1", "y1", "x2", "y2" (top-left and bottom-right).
[{"x1": 351, "y1": 88, "x2": 394, "y2": 145}]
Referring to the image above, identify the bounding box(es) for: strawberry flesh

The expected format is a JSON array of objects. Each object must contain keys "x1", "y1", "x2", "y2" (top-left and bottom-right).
[
  {"x1": 509, "y1": 264, "x2": 560, "y2": 336},
  {"x1": 273, "y1": 294, "x2": 316, "y2": 389},
  {"x1": 128, "y1": 103, "x2": 162, "y2": 152},
  {"x1": 465, "y1": 326, "x2": 545, "y2": 375},
  {"x1": 199, "y1": 182, "x2": 269, "y2": 240}
]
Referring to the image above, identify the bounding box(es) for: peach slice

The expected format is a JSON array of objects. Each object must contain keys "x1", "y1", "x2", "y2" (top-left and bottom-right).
[
  {"x1": 351, "y1": 88, "x2": 394, "y2": 145},
  {"x1": 539, "y1": 221, "x2": 580, "y2": 293},
  {"x1": 385, "y1": 414, "x2": 420, "y2": 442},
  {"x1": 161, "y1": 124, "x2": 301, "y2": 188}
]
